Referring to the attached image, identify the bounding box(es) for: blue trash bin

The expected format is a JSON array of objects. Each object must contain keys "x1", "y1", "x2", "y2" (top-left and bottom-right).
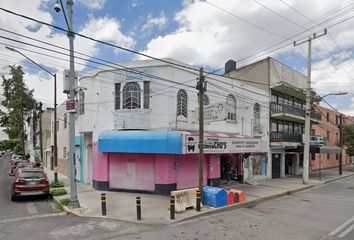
[{"x1": 203, "y1": 186, "x2": 227, "y2": 208}]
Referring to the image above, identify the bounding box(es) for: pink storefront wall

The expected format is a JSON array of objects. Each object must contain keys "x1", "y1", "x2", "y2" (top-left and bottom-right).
[
  {"x1": 154, "y1": 155, "x2": 176, "y2": 184},
  {"x1": 207, "y1": 154, "x2": 221, "y2": 179},
  {"x1": 92, "y1": 143, "x2": 108, "y2": 182}
]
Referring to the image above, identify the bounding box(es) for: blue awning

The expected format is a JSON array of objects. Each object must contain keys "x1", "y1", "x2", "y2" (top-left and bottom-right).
[{"x1": 98, "y1": 131, "x2": 183, "y2": 154}]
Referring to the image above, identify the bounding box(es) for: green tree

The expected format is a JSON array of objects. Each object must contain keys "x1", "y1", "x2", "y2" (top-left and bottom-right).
[
  {"x1": 342, "y1": 124, "x2": 354, "y2": 156},
  {"x1": 0, "y1": 65, "x2": 36, "y2": 155}
]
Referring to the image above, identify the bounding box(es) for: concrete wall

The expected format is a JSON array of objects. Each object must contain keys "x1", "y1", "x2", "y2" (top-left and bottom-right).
[{"x1": 77, "y1": 59, "x2": 270, "y2": 148}]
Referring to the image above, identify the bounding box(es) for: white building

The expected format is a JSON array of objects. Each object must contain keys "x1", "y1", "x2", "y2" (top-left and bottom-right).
[{"x1": 75, "y1": 58, "x2": 270, "y2": 193}]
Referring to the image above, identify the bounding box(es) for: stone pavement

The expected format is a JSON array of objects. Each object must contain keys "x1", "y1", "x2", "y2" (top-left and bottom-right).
[{"x1": 45, "y1": 166, "x2": 354, "y2": 226}]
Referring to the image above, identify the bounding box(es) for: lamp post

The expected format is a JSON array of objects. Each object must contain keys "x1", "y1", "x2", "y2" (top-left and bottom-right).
[
  {"x1": 5, "y1": 46, "x2": 58, "y2": 183},
  {"x1": 318, "y1": 92, "x2": 348, "y2": 177},
  {"x1": 55, "y1": 0, "x2": 80, "y2": 208}
]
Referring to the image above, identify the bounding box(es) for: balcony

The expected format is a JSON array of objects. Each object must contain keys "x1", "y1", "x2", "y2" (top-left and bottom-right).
[
  {"x1": 271, "y1": 103, "x2": 321, "y2": 123},
  {"x1": 270, "y1": 132, "x2": 302, "y2": 143}
]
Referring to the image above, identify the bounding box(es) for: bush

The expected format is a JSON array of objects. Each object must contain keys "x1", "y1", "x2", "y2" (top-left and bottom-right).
[
  {"x1": 50, "y1": 181, "x2": 65, "y2": 188},
  {"x1": 59, "y1": 198, "x2": 70, "y2": 206},
  {"x1": 50, "y1": 188, "x2": 67, "y2": 196}
]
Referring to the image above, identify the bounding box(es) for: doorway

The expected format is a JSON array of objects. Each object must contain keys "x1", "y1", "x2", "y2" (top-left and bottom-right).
[{"x1": 272, "y1": 154, "x2": 281, "y2": 179}]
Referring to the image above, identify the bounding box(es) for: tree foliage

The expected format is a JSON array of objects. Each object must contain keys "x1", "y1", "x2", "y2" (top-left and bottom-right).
[
  {"x1": 342, "y1": 124, "x2": 354, "y2": 156},
  {"x1": 0, "y1": 65, "x2": 36, "y2": 141}
]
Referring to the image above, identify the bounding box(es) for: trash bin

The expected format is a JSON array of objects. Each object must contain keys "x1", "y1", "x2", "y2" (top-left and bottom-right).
[
  {"x1": 229, "y1": 189, "x2": 246, "y2": 203},
  {"x1": 203, "y1": 186, "x2": 227, "y2": 208}
]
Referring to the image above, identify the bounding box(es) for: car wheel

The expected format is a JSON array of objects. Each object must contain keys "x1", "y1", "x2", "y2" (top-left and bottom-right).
[{"x1": 11, "y1": 194, "x2": 17, "y2": 201}]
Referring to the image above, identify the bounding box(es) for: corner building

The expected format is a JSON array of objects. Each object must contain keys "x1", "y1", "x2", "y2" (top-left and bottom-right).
[{"x1": 76, "y1": 58, "x2": 269, "y2": 194}]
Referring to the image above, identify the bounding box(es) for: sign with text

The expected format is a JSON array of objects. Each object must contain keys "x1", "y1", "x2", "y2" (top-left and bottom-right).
[
  {"x1": 66, "y1": 100, "x2": 76, "y2": 113},
  {"x1": 203, "y1": 102, "x2": 228, "y2": 123},
  {"x1": 184, "y1": 135, "x2": 261, "y2": 154}
]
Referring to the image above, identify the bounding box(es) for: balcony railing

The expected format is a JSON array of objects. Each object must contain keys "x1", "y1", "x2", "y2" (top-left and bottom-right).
[
  {"x1": 271, "y1": 103, "x2": 321, "y2": 121},
  {"x1": 271, "y1": 103, "x2": 305, "y2": 117},
  {"x1": 271, "y1": 132, "x2": 302, "y2": 143}
]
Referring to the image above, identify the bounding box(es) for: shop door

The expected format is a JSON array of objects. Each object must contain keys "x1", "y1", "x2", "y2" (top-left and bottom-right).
[
  {"x1": 272, "y1": 154, "x2": 281, "y2": 179},
  {"x1": 109, "y1": 155, "x2": 155, "y2": 191}
]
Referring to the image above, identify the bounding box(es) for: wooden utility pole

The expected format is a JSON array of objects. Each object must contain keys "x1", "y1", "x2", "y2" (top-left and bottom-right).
[{"x1": 197, "y1": 67, "x2": 206, "y2": 196}]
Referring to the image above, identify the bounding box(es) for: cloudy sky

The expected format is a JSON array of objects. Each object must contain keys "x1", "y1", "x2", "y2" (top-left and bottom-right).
[{"x1": 0, "y1": 0, "x2": 353, "y2": 119}]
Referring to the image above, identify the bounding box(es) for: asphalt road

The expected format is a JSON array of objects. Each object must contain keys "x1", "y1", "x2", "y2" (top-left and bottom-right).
[
  {"x1": 1, "y1": 152, "x2": 354, "y2": 239},
  {"x1": 120, "y1": 175, "x2": 354, "y2": 240}
]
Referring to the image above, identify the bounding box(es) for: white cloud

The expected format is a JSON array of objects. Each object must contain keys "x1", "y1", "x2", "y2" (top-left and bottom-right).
[
  {"x1": 0, "y1": 0, "x2": 132, "y2": 106},
  {"x1": 77, "y1": 0, "x2": 107, "y2": 10},
  {"x1": 141, "y1": 12, "x2": 167, "y2": 33},
  {"x1": 80, "y1": 16, "x2": 135, "y2": 51}
]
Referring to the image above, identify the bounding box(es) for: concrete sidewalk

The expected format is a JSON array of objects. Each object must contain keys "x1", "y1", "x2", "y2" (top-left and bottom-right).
[{"x1": 45, "y1": 166, "x2": 354, "y2": 226}]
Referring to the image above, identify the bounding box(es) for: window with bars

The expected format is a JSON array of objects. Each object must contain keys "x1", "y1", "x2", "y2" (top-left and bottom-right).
[
  {"x1": 226, "y1": 94, "x2": 236, "y2": 121},
  {"x1": 123, "y1": 82, "x2": 141, "y2": 109},
  {"x1": 78, "y1": 89, "x2": 85, "y2": 115},
  {"x1": 176, "y1": 89, "x2": 188, "y2": 118},
  {"x1": 64, "y1": 113, "x2": 67, "y2": 129},
  {"x1": 203, "y1": 94, "x2": 210, "y2": 106},
  {"x1": 115, "y1": 83, "x2": 121, "y2": 110},
  {"x1": 253, "y1": 103, "x2": 261, "y2": 133},
  {"x1": 63, "y1": 147, "x2": 67, "y2": 159}
]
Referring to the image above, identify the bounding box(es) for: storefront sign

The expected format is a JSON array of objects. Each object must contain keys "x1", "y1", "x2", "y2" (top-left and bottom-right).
[
  {"x1": 203, "y1": 102, "x2": 228, "y2": 123},
  {"x1": 184, "y1": 135, "x2": 261, "y2": 154}
]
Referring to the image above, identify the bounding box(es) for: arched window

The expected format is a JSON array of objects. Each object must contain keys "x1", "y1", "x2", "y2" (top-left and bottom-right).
[
  {"x1": 226, "y1": 94, "x2": 236, "y2": 121},
  {"x1": 253, "y1": 103, "x2": 260, "y2": 124},
  {"x1": 78, "y1": 89, "x2": 85, "y2": 115},
  {"x1": 123, "y1": 82, "x2": 141, "y2": 109},
  {"x1": 177, "y1": 89, "x2": 188, "y2": 118},
  {"x1": 203, "y1": 94, "x2": 210, "y2": 106}
]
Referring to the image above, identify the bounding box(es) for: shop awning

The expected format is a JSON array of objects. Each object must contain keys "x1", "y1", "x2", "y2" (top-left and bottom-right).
[
  {"x1": 98, "y1": 131, "x2": 183, "y2": 154},
  {"x1": 296, "y1": 145, "x2": 342, "y2": 154},
  {"x1": 98, "y1": 130, "x2": 263, "y2": 154}
]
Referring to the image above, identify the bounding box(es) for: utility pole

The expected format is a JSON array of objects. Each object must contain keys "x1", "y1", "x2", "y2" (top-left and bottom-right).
[
  {"x1": 38, "y1": 101, "x2": 43, "y2": 163},
  {"x1": 294, "y1": 29, "x2": 327, "y2": 184},
  {"x1": 67, "y1": 0, "x2": 80, "y2": 208},
  {"x1": 196, "y1": 67, "x2": 206, "y2": 195},
  {"x1": 53, "y1": 74, "x2": 58, "y2": 183},
  {"x1": 339, "y1": 113, "x2": 343, "y2": 175}
]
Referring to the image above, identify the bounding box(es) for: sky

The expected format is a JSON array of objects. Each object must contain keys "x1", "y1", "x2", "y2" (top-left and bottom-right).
[{"x1": 0, "y1": 0, "x2": 353, "y2": 130}]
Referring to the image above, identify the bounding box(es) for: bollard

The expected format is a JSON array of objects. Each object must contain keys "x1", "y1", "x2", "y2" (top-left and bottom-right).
[
  {"x1": 170, "y1": 195, "x2": 175, "y2": 220},
  {"x1": 101, "y1": 193, "x2": 107, "y2": 216},
  {"x1": 136, "y1": 196, "x2": 141, "y2": 220},
  {"x1": 196, "y1": 190, "x2": 201, "y2": 212}
]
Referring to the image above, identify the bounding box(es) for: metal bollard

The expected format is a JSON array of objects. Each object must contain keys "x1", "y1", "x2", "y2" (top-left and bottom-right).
[
  {"x1": 101, "y1": 193, "x2": 107, "y2": 216},
  {"x1": 170, "y1": 195, "x2": 175, "y2": 220},
  {"x1": 196, "y1": 190, "x2": 201, "y2": 212},
  {"x1": 136, "y1": 196, "x2": 141, "y2": 220}
]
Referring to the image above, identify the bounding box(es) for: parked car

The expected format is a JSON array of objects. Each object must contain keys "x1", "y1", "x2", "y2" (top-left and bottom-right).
[
  {"x1": 9, "y1": 160, "x2": 30, "y2": 176},
  {"x1": 10, "y1": 155, "x2": 23, "y2": 163},
  {"x1": 14, "y1": 162, "x2": 34, "y2": 174},
  {"x1": 11, "y1": 168, "x2": 50, "y2": 201}
]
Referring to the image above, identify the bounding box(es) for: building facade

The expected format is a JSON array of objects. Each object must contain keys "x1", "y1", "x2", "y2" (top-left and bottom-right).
[
  {"x1": 225, "y1": 57, "x2": 322, "y2": 179},
  {"x1": 311, "y1": 104, "x2": 353, "y2": 171},
  {"x1": 76, "y1": 58, "x2": 269, "y2": 194}
]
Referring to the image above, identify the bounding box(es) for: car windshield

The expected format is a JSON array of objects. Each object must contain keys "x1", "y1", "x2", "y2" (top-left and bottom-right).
[{"x1": 19, "y1": 171, "x2": 45, "y2": 180}]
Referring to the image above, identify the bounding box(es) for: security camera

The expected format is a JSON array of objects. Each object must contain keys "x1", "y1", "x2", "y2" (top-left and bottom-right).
[{"x1": 54, "y1": 3, "x2": 61, "y2": 13}]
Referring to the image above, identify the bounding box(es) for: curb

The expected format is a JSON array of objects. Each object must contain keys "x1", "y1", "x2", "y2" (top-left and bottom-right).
[{"x1": 323, "y1": 173, "x2": 354, "y2": 184}]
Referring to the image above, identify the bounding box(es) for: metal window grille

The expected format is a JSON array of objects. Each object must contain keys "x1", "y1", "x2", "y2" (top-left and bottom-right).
[
  {"x1": 176, "y1": 89, "x2": 188, "y2": 118},
  {"x1": 123, "y1": 82, "x2": 141, "y2": 109}
]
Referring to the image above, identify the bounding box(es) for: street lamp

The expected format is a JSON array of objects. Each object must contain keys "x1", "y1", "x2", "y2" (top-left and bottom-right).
[
  {"x1": 312, "y1": 91, "x2": 348, "y2": 180},
  {"x1": 54, "y1": 0, "x2": 80, "y2": 208},
  {"x1": 5, "y1": 46, "x2": 59, "y2": 183}
]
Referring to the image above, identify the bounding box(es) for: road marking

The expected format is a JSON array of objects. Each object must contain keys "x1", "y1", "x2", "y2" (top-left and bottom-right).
[
  {"x1": 26, "y1": 203, "x2": 38, "y2": 214},
  {"x1": 328, "y1": 216, "x2": 354, "y2": 236},
  {"x1": 0, "y1": 213, "x2": 65, "y2": 224},
  {"x1": 338, "y1": 224, "x2": 354, "y2": 238}
]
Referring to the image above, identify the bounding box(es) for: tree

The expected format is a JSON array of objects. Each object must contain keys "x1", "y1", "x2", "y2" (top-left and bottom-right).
[
  {"x1": 342, "y1": 124, "x2": 354, "y2": 156},
  {"x1": 0, "y1": 65, "x2": 36, "y2": 155}
]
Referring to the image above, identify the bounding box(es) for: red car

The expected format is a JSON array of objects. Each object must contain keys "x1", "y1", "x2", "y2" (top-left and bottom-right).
[
  {"x1": 9, "y1": 160, "x2": 30, "y2": 176},
  {"x1": 11, "y1": 168, "x2": 50, "y2": 201}
]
